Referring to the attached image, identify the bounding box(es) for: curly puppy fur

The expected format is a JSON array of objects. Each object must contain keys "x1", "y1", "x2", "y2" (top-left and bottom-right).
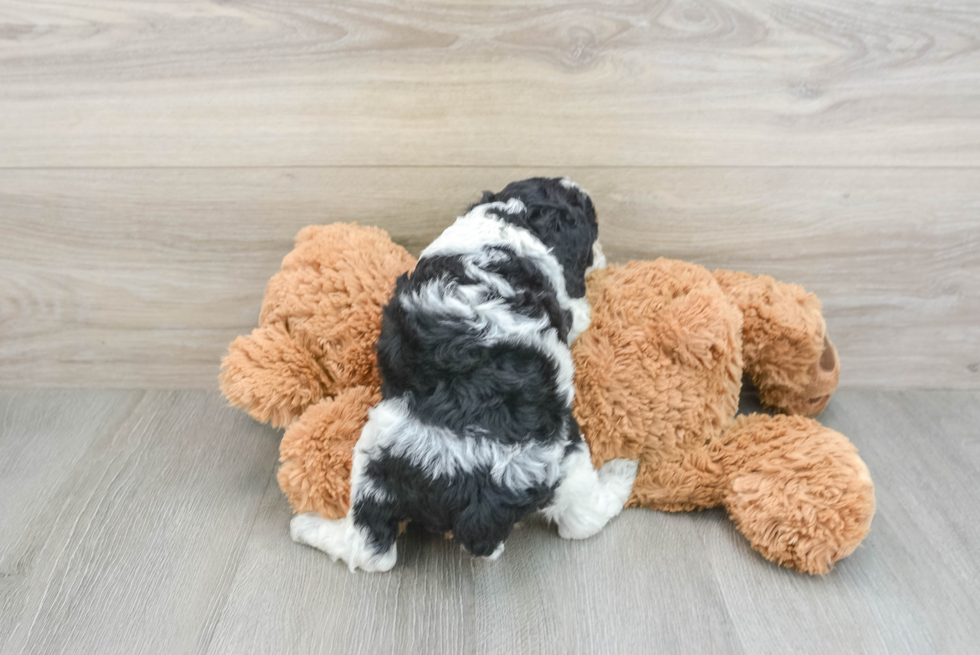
[
  {"x1": 240, "y1": 223, "x2": 869, "y2": 575},
  {"x1": 272, "y1": 246, "x2": 871, "y2": 575},
  {"x1": 291, "y1": 178, "x2": 635, "y2": 571}
]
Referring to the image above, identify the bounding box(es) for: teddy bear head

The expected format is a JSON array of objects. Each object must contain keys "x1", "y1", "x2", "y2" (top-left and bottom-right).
[
  {"x1": 713, "y1": 271, "x2": 840, "y2": 417},
  {"x1": 220, "y1": 224, "x2": 415, "y2": 428}
]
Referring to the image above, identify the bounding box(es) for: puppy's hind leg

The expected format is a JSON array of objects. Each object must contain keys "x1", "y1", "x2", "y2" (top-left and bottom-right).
[
  {"x1": 290, "y1": 507, "x2": 398, "y2": 573},
  {"x1": 291, "y1": 450, "x2": 400, "y2": 572},
  {"x1": 543, "y1": 442, "x2": 638, "y2": 540}
]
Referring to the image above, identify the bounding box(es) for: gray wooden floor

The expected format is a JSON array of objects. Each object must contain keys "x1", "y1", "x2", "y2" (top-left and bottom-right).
[{"x1": 0, "y1": 389, "x2": 977, "y2": 654}]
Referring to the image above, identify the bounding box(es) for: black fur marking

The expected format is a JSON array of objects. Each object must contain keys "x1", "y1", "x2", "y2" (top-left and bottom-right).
[
  {"x1": 482, "y1": 246, "x2": 571, "y2": 343},
  {"x1": 409, "y1": 254, "x2": 479, "y2": 287},
  {"x1": 354, "y1": 453, "x2": 559, "y2": 557},
  {"x1": 358, "y1": 177, "x2": 599, "y2": 558},
  {"x1": 472, "y1": 177, "x2": 598, "y2": 298},
  {"x1": 377, "y1": 271, "x2": 568, "y2": 444}
]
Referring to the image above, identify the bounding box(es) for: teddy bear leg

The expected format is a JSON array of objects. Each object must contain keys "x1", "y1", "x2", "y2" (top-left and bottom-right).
[
  {"x1": 542, "y1": 441, "x2": 638, "y2": 540},
  {"x1": 278, "y1": 385, "x2": 381, "y2": 519},
  {"x1": 713, "y1": 270, "x2": 840, "y2": 416},
  {"x1": 716, "y1": 414, "x2": 875, "y2": 574}
]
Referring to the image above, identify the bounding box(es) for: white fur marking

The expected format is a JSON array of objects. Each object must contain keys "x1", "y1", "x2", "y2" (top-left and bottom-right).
[
  {"x1": 290, "y1": 513, "x2": 397, "y2": 572},
  {"x1": 559, "y1": 176, "x2": 591, "y2": 199},
  {"x1": 485, "y1": 542, "x2": 505, "y2": 561},
  {"x1": 542, "y1": 443, "x2": 637, "y2": 540},
  {"x1": 566, "y1": 296, "x2": 592, "y2": 344},
  {"x1": 420, "y1": 206, "x2": 591, "y2": 347},
  {"x1": 585, "y1": 239, "x2": 607, "y2": 276},
  {"x1": 399, "y1": 260, "x2": 577, "y2": 405},
  {"x1": 356, "y1": 398, "x2": 568, "y2": 490}
]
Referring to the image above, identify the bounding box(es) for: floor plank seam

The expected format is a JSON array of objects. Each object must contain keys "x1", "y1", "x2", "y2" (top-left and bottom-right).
[
  {"x1": 198, "y1": 458, "x2": 281, "y2": 655},
  {"x1": 692, "y1": 517, "x2": 751, "y2": 655}
]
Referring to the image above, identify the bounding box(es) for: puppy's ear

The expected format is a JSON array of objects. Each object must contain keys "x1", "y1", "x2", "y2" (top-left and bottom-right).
[
  {"x1": 525, "y1": 202, "x2": 596, "y2": 298},
  {"x1": 467, "y1": 190, "x2": 498, "y2": 214}
]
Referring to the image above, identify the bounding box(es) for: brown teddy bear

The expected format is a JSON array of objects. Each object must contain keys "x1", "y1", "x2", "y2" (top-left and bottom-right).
[{"x1": 221, "y1": 223, "x2": 874, "y2": 575}]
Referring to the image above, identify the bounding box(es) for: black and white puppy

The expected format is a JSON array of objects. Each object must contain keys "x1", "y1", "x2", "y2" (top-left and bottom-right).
[{"x1": 291, "y1": 177, "x2": 637, "y2": 571}]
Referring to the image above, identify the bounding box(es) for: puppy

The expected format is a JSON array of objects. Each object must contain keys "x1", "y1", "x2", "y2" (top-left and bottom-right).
[{"x1": 291, "y1": 177, "x2": 636, "y2": 571}]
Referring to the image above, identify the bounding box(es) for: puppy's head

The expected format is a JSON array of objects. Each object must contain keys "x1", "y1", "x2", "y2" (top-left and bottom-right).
[{"x1": 473, "y1": 177, "x2": 600, "y2": 298}]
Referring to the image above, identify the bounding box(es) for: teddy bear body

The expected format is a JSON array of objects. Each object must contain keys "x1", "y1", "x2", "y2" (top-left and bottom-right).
[
  {"x1": 575, "y1": 261, "x2": 873, "y2": 573},
  {"x1": 221, "y1": 224, "x2": 874, "y2": 575}
]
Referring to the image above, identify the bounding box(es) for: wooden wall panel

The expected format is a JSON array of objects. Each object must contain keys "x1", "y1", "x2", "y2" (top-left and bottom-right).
[
  {"x1": 1, "y1": 167, "x2": 976, "y2": 388},
  {"x1": 1, "y1": 0, "x2": 979, "y2": 167}
]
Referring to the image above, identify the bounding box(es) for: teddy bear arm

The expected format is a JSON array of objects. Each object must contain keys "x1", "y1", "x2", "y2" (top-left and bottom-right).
[
  {"x1": 712, "y1": 269, "x2": 839, "y2": 416},
  {"x1": 219, "y1": 323, "x2": 333, "y2": 428},
  {"x1": 714, "y1": 413, "x2": 875, "y2": 575}
]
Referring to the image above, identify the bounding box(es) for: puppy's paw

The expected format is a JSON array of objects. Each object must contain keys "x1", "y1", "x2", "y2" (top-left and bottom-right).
[
  {"x1": 356, "y1": 545, "x2": 398, "y2": 573},
  {"x1": 598, "y1": 458, "x2": 638, "y2": 503},
  {"x1": 557, "y1": 519, "x2": 600, "y2": 541},
  {"x1": 594, "y1": 458, "x2": 638, "y2": 522},
  {"x1": 290, "y1": 512, "x2": 348, "y2": 563},
  {"x1": 290, "y1": 512, "x2": 327, "y2": 547},
  {"x1": 485, "y1": 542, "x2": 505, "y2": 561}
]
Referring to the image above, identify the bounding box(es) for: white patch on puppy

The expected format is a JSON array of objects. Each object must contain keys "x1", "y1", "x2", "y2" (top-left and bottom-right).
[
  {"x1": 585, "y1": 240, "x2": 607, "y2": 276},
  {"x1": 290, "y1": 513, "x2": 398, "y2": 573},
  {"x1": 422, "y1": 208, "x2": 591, "y2": 345},
  {"x1": 542, "y1": 443, "x2": 638, "y2": 540},
  {"x1": 486, "y1": 542, "x2": 505, "y2": 561},
  {"x1": 354, "y1": 397, "x2": 568, "y2": 489}
]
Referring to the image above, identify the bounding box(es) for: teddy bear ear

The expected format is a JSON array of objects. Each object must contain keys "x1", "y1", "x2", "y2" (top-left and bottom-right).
[
  {"x1": 219, "y1": 323, "x2": 332, "y2": 429},
  {"x1": 292, "y1": 224, "x2": 331, "y2": 245}
]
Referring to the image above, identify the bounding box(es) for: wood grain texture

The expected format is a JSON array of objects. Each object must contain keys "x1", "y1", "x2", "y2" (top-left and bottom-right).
[
  {"x1": 1, "y1": 389, "x2": 977, "y2": 653},
  {"x1": 470, "y1": 512, "x2": 742, "y2": 655},
  {"x1": 0, "y1": 390, "x2": 143, "y2": 645},
  {"x1": 207, "y1": 471, "x2": 477, "y2": 655},
  {"x1": 1, "y1": 167, "x2": 977, "y2": 388},
  {"x1": 1, "y1": 0, "x2": 979, "y2": 167},
  {"x1": 209, "y1": 488, "x2": 744, "y2": 655},
  {"x1": 0, "y1": 390, "x2": 280, "y2": 655}
]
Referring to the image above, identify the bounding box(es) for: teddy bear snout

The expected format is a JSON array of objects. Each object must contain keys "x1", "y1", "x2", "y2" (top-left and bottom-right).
[
  {"x1": 799, "y1": 336, "x2": 840, "y2": 416},
  {"x1": 819, "y1": 335, "x2": 838, "y2": 373},
  {"x1": 807, "y1": 394, "x2": 832, "y2": 414}
]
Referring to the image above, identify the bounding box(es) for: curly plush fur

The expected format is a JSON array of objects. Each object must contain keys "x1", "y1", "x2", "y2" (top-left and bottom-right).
[
  {"x1": 573, "y1": 261, "x2": 873, "y2": 574},
  {"x1": 222, "y1": 224, "x2": 874, "y2": 575},
  {"x1": 220, "y1": 224, "x2": 415, "y2": 428},
  {"x1": 714, "y1": 270, "x2": 840, "y2": 416}
]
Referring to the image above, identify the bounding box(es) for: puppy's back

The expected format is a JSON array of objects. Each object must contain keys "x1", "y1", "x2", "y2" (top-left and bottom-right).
[{"x1": 371, "y1": 225, "x2": 577, "y2": 553}]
